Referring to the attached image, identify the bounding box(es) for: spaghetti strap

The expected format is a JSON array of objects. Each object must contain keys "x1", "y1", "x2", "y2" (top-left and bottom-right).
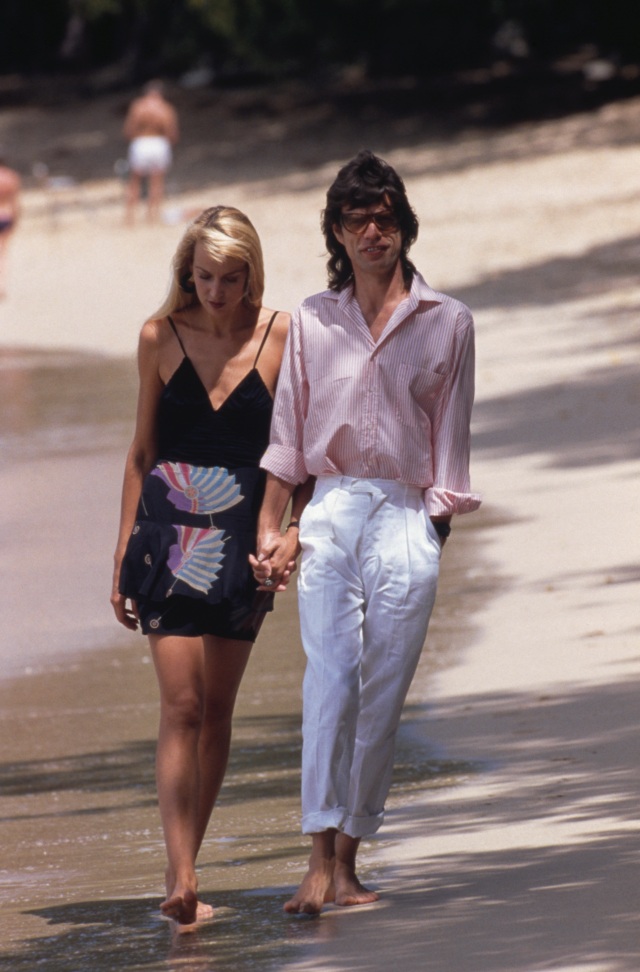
[
  {"x1": 167, "y1": 315, "x2": 188, "y2": 358},
  {"x1": 253, "y1": 311, "x2": 279, "y2": 368}
]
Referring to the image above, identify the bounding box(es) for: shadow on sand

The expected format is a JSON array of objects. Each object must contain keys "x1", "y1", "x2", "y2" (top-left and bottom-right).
[
  {"x1": 473, "y1": 360, "x2": 640, "y2": 469},
  {"x1": 454, "y1": 232, "x2": 640, "y2": 471},
  {"x1": 0, "y1": 709, "x2": 481, "y2": 972},
  {"x1": 454, "y1": 232, "x2": 640, "y2": 313},
  {"x1": 10, "y1": 676, "x2": 636, "y2": 972},
  {"x1": 270, "y1": 676, "x2": 640, "y2": 972}
]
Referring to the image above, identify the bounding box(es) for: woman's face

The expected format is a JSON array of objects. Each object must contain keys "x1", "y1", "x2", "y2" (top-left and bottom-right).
[{"x1": 191, "y1": 242, "x2": 248, "y2": 318}]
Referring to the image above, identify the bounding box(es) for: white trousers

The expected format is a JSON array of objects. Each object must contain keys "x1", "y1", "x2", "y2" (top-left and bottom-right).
[{"x1": 297, "y1": 475, "x2": 441, "y2": 838}]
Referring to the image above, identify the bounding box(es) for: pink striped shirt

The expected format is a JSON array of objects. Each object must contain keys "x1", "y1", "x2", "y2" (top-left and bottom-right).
[{"x1": 261, "y1": 272, "x2": 481, "y2": 516}]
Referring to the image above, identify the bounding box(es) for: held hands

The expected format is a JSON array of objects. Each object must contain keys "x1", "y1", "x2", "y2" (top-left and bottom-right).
[{"x1": 249, "y1": 526, "x2": 301, "y2": 592}]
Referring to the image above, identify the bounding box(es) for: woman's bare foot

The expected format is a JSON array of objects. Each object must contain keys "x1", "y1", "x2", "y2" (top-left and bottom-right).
[
  {"x1": 194, "y1": 900, "x2": 214, "y2": 921},
  {"x1": 163, "y1": 866, "x2": 213, "y2": 923},
  {"x1": 161, "y1": 888, "x2": 214, "y2": 925},
  {"x1": 161, "y1": 888, "x2": 199, "y2": 925}
]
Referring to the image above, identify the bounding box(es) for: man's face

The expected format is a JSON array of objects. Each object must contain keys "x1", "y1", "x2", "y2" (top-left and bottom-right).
[{"x1": 333, "y1": 201, "x2": 402, "y2": 280}]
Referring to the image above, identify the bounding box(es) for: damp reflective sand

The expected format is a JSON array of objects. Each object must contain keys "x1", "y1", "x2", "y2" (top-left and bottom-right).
[{"x1": 0, "y1": 351, "x2": 483, "y2": 972}]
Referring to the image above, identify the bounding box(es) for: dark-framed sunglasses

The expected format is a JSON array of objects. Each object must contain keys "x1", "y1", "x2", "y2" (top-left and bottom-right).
[{"x1": 340, "y1": 210, "x2": 400, "y2": 234}]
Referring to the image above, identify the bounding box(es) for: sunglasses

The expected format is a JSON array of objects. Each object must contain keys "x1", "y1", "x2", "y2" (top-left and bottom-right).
[{"x1": 340, "y1": 210, "x2": 400, "y2": 234}]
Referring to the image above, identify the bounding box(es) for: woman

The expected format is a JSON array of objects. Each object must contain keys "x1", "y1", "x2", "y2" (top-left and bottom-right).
[{"x1": 111, "y1": 206, "x2": 303, "y2": 926}]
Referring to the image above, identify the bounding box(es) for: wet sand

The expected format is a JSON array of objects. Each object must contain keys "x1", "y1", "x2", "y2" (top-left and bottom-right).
[{"x1": 1, "y1": 90, "x2": 640, "y2": 970}]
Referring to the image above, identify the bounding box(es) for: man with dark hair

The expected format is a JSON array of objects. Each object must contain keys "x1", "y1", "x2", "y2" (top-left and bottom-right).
[
  {"x1": 254, "y1": 149, "x2": 481, "y2": 914},
  {"x1": 322, "y1": 148, "x2": 419, "y2": 290}
]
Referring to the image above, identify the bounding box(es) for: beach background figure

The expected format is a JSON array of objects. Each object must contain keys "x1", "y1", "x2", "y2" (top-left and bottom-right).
[
  {"x1": 0, "y1": 75, "x2": 639, "y2": 971},
  {"x1": 0, "y1": 158, "x2": 20, "y2": 297}
]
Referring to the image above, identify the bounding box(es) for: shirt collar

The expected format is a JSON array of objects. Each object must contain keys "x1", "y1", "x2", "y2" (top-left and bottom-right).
[
  {"x1": 406, "y1": 271, "x2": 444, "y2": 309},
  {"x1": 327, "y1": 270, "x2": 443, "y2": 311}
]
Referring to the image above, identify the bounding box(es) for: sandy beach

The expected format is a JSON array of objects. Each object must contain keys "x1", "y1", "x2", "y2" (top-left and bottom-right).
[{"x1": 0, "y1": 87, "x2": 639, "y2": 970}]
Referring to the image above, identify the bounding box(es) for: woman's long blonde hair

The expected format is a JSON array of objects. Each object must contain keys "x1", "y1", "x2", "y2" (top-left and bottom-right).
[{"x1": 154, "y1": 206, "x2": 265, "y2": 319}]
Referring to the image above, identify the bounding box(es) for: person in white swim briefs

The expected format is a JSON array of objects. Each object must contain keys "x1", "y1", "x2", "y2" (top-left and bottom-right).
[{"x1": 123, "y1": 81, "x2": 179, "y2": 224}]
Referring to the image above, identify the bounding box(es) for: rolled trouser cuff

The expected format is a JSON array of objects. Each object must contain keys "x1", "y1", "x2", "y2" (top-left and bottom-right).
[{"x1": 301, "y1": 809, "x2": 385, "y2": 838}]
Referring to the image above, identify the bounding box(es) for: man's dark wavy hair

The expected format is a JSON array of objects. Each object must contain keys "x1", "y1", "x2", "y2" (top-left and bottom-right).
[{"x1": 321, "y1": 149, "x2": 419, "y2": 291}]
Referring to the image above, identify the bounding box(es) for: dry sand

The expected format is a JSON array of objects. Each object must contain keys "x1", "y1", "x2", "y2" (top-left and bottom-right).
[{"x1": 0, "y1": 88, "x2": 639, "y2": 970}]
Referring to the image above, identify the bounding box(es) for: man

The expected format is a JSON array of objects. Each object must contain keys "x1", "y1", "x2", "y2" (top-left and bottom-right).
[
  {"x1": 0, "y1": 159, "x2": 21, "y2": 299},
  {"x1": 122, "y1": 81, "x2": 179, "y2": 224},
  {"x1": 254, "y1": 150, "x2": 481, "y2": 914}
]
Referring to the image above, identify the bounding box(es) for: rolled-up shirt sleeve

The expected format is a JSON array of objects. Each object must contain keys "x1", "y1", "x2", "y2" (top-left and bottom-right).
[
  {"x1": 425, "y1": 306, "x2": 482, "y2": 517},
  {"x1": 261, "y1": 310, "x2": 310, "y2": 485}
]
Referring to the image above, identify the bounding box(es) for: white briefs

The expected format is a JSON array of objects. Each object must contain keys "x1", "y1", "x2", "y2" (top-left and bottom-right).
[{"x1": 127, "y1": 136, "x2": 172, "y2": 175}]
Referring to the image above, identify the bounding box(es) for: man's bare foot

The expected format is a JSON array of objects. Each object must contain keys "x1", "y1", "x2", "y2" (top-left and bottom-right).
[
  {"x1": 334, "y1": 865, "x2": 379, "y2": 907},
  {"x1": 161, "y1": 888, "x2": 199, "y2": 925},
  {"x1": 284, "y1": 867, "x2": 336, "y2": 915}
]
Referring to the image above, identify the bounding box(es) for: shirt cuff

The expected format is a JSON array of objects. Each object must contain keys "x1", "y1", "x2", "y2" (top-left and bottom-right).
[
  {"x1": 425, "y1": 487, "x2": 482, "y2": 517},
  {"x1": 261, "y1": 444, "x2": 308, "y2": 485}
]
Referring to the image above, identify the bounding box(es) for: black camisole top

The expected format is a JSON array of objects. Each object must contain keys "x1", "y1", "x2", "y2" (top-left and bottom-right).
[{"x1": 156, "y1": 312, "x2": 277, "y2": 469}]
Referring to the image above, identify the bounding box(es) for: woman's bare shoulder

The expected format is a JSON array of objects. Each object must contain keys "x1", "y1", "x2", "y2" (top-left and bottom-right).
[
  {"x1": 263, "y1": 308, "x2": 291, "y2": 338},
  {"x1": 139, "y1": 315, "x2": 178, "y2": 351},
  {"x1": 137, "y1": 317, "x2": 181, "y2": 379}
]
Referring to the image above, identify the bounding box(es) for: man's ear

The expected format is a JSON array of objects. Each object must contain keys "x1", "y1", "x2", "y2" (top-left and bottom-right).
[{"x1": 333, "y1": 223, "x2": 345, "y2": 246}]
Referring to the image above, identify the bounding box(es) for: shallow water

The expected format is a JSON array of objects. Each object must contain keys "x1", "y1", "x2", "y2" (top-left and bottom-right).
[
  {"x1": 0, "y1": 348, "x2": 138, "y2": 465},
  {"x1": 0, "y1": 350, "x2": 484, "y2": 971}
]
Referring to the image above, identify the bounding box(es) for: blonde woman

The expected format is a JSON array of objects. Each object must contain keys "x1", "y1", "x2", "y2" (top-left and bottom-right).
[{"x1": 111, "y1": 206, "x2": 305, "y2": 925}]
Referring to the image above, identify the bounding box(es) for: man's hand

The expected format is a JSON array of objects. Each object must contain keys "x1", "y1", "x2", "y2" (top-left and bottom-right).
[{"x1": 250, "y1": 527, "x2": 301, "y2": 591}]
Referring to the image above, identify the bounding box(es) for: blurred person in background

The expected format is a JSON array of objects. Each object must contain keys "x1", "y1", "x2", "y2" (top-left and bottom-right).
[
  {"x1": 123, "y1": 81, "x2": 179, "y2": 224},
  {"x1": 0, "y1": 158, "x2": 21, "y2": 298}
]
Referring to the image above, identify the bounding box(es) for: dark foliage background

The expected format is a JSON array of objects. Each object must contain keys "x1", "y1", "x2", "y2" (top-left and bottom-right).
[{"x1": 1, "y1": 0, "x2": 638, "y2": 84}]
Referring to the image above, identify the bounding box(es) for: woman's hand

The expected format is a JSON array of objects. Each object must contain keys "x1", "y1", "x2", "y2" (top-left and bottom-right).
[
  {"x1": 111, "y1": 565, "x2": 140, "y2": 630},
  {"x1": 111, "y1": 591, "x2": 140, "y2": 630}
]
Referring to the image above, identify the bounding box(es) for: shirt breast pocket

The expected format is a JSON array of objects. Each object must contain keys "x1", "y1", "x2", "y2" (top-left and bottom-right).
[{"x1": 396, "y1": 363, "x2": 447, "y2": 428}]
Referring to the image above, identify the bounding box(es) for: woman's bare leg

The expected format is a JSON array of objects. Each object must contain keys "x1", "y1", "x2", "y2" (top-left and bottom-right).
[
  {"x1": 150, "y1": 632, "x2": 253, "y2": 925},
  {"x1": 150, "y1": 633, "x2": 205, "y2": 924},
  {"x1": 193, "y1": 635, "x2": 253, "y2": 854}
]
